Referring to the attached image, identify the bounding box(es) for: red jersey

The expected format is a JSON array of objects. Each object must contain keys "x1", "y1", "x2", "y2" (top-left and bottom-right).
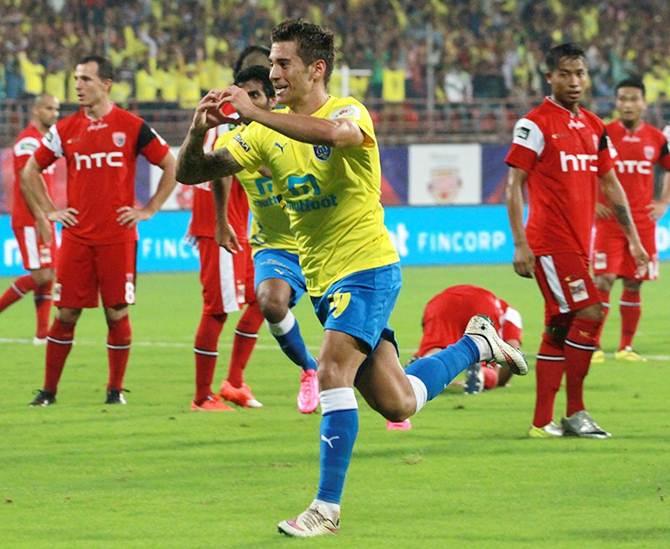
[
  {"x1": 189, "y1": 126, "x2": 249, "y2": 242},
  {"x1": 32, "y1": 105, "x2": 169, "y2": 244},
  {"x1": 417, "y1": 285, "x2": 522, "y2": 356},
  {"x1": 599, "y1": 120, "x2": 670, "y2": 232},
  {"x1": 505, "y1": 97, "x2": 616, "y2": 256},
  {"x1": 11, "y1": 123, "x2": 56, "y2": 228}
]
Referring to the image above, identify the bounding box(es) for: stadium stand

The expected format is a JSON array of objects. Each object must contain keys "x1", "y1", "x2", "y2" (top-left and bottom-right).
[{"x1": 1, "y1": 0, "x2": 670, "y2": 145}]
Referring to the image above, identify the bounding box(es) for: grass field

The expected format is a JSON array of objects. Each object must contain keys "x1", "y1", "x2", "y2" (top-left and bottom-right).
[{"x1": 1, "y1": 264, "x2": 669, "y2": 548}]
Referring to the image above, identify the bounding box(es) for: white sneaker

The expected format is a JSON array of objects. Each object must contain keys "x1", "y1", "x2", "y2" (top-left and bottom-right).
[
  {"x1": 277, "y1": 502, "x2": 340, "y2": 537},
  {"x1": 528, "y1": 421, "x2": 564, "y2": 438},
  {"x1": 561, "y1": 410, "x2": 611, "y2": 439},
  {"x1": 465, "y1": 315, "x2": 528, "y2": 375}
]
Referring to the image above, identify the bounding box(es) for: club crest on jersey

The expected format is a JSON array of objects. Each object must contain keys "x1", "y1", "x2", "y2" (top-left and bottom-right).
[
  {"x1": 314, "y1": 144, "x2": 331, "y2": 161},
  {"x1": 112, "y1": 132, "x2": 126, "y2": 147},
  {"x1": 644, "y1": 146, "x2": 655, "y2": 160},
  {"x1": 568, "y1": 119, "x2": 585, "y2": 130}
]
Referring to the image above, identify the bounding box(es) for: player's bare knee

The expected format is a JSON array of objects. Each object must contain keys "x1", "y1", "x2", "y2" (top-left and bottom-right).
[
  {"x1": 576, "y1": 303, "x2": 604, "y2": 322},
  {"x1": 622, "y1": 278, "x2": 641, "y2": 292},
  {"x1": 105, "y1": 305, "x2": 129, "y2": 324},
  {"x1": 594, "y1": 274, "x2": 615, "y2": 292},
  {"x1": 30, "y1": 268, "x2": 54, "y2": 286},
  {"x1": 57, "y1": 307, "x2": 81, "y2": 324},
  {"x1": 257, "y1": 290, "x2": 288, "y2": 323}
]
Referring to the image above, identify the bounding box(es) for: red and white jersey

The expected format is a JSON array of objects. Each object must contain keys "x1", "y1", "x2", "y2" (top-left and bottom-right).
[
  {"x1": 33, "y1": 105, "x2": 169, "y2": 244},
  {"x1": 12, "y1": 123, "x2": 56, "y2": 228},
  {"x1": 505, "y1": 97, "x2": 616, "y2": 256},
  {"x1": 600, "y1": 120, "x2": 670, "y2": 232},
  {"x1": 189, "y1": 126, "x2": 249, "y2": 242}
]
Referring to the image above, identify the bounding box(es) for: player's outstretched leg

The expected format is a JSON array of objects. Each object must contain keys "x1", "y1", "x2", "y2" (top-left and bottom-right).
[
  {"x1": 401, "y1": 315, "x2": 528, "y2": 414},
  {"x1": 0, "y1": 275, "x2": 37, "y2": 314}
]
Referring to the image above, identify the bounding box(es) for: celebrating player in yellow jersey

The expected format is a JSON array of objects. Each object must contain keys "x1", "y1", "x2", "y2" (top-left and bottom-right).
[{"x1": 176, "y1": 19, "x2": 528, "y2": 538}]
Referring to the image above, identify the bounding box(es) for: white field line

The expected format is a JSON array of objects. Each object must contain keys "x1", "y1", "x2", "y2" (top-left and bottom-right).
[{"x1": 1, "y1": 338, "x2": 669, "y2": 362}]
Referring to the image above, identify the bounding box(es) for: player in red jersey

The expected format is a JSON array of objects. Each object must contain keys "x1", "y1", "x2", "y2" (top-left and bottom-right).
[
  {"x1": 0, "y1": 94, "x2": 60, "y2": 342},
  {"x1": 20, "y1": 55, "x2": 176, "y2": 406},
  {"x1": 591, "y1": 77, "x2": 670, "y2": 363},
  {"x1": 188, "y1": 72, "x2": 277, "y2": 411},
  {"x1": 505, "y1": 44, "x2": 648, "y2": 439},
  {"x1": 386, "y1": 284, "x2": 524, "y2": 431}
]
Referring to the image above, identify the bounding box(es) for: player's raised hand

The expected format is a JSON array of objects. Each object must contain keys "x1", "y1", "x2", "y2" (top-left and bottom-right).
[
  {"x1": 220, "y1": 85, "x2": 256, "y2": 120},
  {"x1": 47, "y1": 207, "x2": 79, "y2": 227},
  {"x1": 646, "y1": 201, "x2": 668, "y2": 221},
  {"x1": 116, "y1": 206, "x2": 152, "y2": 227},
  {"x1": 191, "y1": 90, "x2": 234, "y2": 131},
  {"x1": 629, "y1": 241, "x2": 649, "y2": 278},
  {"x1": 215, "y1": 220, "x2": 242, "y2": 254},
  {"x1": 513, "y1": 242, "x2": 535, "y2": 278}
]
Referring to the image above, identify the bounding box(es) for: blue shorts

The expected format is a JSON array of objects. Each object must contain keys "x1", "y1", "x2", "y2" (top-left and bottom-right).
[
  {"x1": 311, "y1": 263, "x2": 402, "y2": 352},
  {"x1": 253, "y1": 248, "x2": 307, "y2": 308}
]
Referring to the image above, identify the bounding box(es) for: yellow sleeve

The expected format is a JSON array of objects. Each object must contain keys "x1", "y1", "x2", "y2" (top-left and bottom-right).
[
  {"x1": 327, "y1": 99, "x2": 376, "y2": 148},
  {"x1": 221, "y1": 124, "x2": 265, "y2": 172}
]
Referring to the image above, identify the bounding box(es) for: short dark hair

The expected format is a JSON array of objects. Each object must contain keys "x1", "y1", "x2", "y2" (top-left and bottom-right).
[
  {"x1": 233, "y1": 45, "x2": 271, "y2": 77},
  {"x1": 271, "y1": 19, "x2": 334, "y2": 84},
  {"x1": 546, "y1": 43, "x2": 585, "y2": 72},
  {"x1": 77, "y1": 55, "x2": 115, "y2": 80},
  {"x1": 615, "y1": 76, "x2": 646, "y2": 97},
  {"x1": 234, "y1": 65, "x2": 275, "y2": 99}
]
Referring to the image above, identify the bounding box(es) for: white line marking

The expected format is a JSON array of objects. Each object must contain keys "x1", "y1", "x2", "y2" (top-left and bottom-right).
[{"x1": 1, "y1": 337, "x2": 669, "y2": 362}]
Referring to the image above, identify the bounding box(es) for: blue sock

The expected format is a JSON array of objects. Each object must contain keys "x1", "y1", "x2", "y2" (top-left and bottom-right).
[
  {"x1": 316, "y1": 388, "x2": 358, "y2": 504},
  {"x1": 271, "y1": 314, "x2": 317, "y2": 371},
  {"x1": 405, "y1": 336, "x2": 479, "y2": 400}
]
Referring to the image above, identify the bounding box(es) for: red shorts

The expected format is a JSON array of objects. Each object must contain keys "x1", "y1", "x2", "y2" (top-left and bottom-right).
[
  {"x1": 417, "y1": 297, "x2": 467, "y2": 356},
  {"x1": 534, "y1": 253, "x2": 600, "y2": 322},
  {"x1": 13, "y1": 225, "x2": 57, "y2": 270},
  {"x1": 593, "y1": 222, "x2": 658, "y2": 281},
  {"x1": 54, "y1": 238, "x2": 137, "y2": 308},
  {"x1": 197, "y1": 237, "x2": 255, "y2": 315}
]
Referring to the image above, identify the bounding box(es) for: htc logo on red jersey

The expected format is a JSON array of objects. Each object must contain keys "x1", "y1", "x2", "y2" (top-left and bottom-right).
[
  {"x1": 74, "y1": 151, "x2": 124, "y2": 170},
  {"x1": 559, "y1": 151, "x2": 598, "y2": 173},
  {"x1": 615, "y1": 159, "x2": 652, "y2": 174}
]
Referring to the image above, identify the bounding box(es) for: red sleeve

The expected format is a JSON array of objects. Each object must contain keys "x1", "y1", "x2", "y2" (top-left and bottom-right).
[
  {"x1": 137, "y1": 122, "x2": 170, "y2": 165},
  {"x1": 505, "y1": 144, "x2": 536, "y2": 172},
  {"x1": 33, "y1": 145, "x2": 57, "y2": 170},
  {"x1": 597, "y1": 130, "x2": 615, "y2": 176}
]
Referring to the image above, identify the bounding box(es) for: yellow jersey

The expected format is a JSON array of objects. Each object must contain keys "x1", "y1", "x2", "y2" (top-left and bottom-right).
[
  {"x1": 225, "y1": 96, "x2": 398, "y2": 296},
  {"x1": 214, "y1": 130, "x2": 298, "y2": 255}
]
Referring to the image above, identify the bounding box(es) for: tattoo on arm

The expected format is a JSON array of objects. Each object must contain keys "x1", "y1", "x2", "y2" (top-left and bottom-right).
[
  {"x1": 177, "y1": 133, "x2": 242, "y2": 184},
  {"x1": 613, "y1": 204, "x2": 631, "y2": 227}
]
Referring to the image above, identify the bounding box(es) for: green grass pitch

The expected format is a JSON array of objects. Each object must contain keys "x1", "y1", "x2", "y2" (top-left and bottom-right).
[{"x1": 1, "y1": 265, "x2": 669, "y2": 547}]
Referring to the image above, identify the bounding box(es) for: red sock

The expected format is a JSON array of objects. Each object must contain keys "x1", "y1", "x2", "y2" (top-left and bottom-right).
[
  {"x1": 44, "y1": 318, "x2": 76, "y2": 393},
  {"x1": 533, "y1": 335, "x2": 566, "y2": 427},
  {"x1": 194, "y1": 313, "x2": 226, "y2": 402},
  {"x1": 226, "y1": 302, "x2": 264, "y2": 388},
  {"x1": 564, "y1": 317, "x2": 601, "y2": 417},
  {"x1": 107, "y1": 316, "x2": 132, "y2": 391},
  {"x1": 0, "y1": 275, "x2": 37, "y2": 312},
  {"x1": 619, "y1": 289, "x2": 641, "y2": 350},
  {"x1": 595, "y1": 288, "x2": 610, "y2": 348},
  {"x1": 34, "y1": 282, "x2": 53, "y2": 339}
]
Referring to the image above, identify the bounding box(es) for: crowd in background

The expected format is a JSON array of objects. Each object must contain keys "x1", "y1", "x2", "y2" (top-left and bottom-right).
[{"x1": 1, "y1": 0, "x2": 669, "y2": 108}]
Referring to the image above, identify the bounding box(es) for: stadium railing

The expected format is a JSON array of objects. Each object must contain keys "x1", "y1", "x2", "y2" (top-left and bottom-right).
[{"x1": 2, "y1": 97, "x2": 669, "y2": 147}]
